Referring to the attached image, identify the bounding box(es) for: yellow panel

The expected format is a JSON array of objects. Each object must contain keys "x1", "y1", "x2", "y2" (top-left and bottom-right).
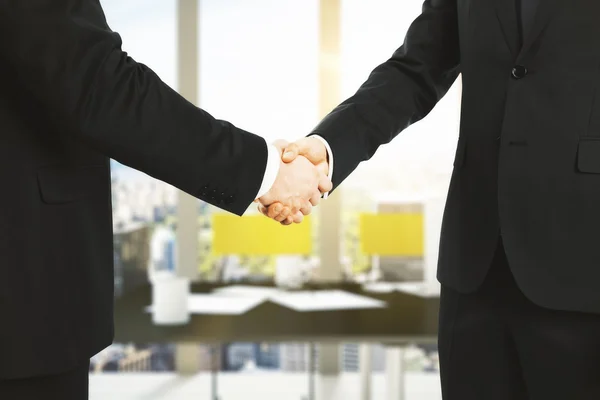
[
  {"x1": 360, "y1": 213, "x2": 423, "y2": 256},
  {"x1": 212, "y1": 215, "x2": 312, "y2": 255}
]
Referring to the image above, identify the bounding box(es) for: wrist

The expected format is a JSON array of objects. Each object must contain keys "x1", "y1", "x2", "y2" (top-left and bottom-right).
[{"x1": 255, "y1": 143, "x2": 282, "y2": 200}]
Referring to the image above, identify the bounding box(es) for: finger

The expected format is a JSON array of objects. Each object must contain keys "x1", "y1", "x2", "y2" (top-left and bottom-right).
[
  {"x1": 291, "y1": 211, "x2": 304, "y2": 224},
  {"x1": 281, "y1": 217, "x2": 294, "y2": 226},
  {"x1": 287, "y1": 197, "x2": 302, "y2": 215},
  {"x1": 275, "y1": 206, "x2": 292, "y2": 222},
  {"x1": 257, "y1": 203, "x2": 269, "y2": 217},
  {"x1": 274, "y1": 213, "x2": 288, "y2": 223},
  {"x1": 310, "y1": 191, "x2": 321, "y2": 207},
  {"x1": 295, "y1": 197, "x2": 304, "y2": 213},
  {"x1": 317, "y1": 162, "x2": 329, "y2": 177},
  {"x1": 318, "y1": 175, "x2": 333, "y2": 193},
  {"x1": 300, "y1": 201, "x2": 313, "y2": 216},
  {"x1": 267, "y1": 203, "x2": 283, "y2": 219}
]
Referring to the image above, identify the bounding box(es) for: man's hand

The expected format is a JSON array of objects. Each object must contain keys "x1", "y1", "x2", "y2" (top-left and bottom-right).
[
  {"x1": 257, "y1": 149, "x2": 331, "y2": 223},
  {"x1": 282, "y1": 137, "x2": 329, "y2": 177},
  {"x1": 259, "y1": 137, "x2": 331, "y2": 225}
]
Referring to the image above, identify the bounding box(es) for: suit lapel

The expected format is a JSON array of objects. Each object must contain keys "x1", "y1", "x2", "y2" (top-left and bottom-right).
[
  {"x1": 493, "y1": 0, "x2": 520, "y2": 59},
  {"x1": 493, "y1": 0, "x2": 562, "y2": 60},
  {"x1": 519, "y1": 0, "x2": 561, "y2": 57}
]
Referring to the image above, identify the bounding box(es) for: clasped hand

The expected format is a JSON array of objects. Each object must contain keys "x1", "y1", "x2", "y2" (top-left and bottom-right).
[{"x1": 256, "y1": 137, "x2": 330, "y2": 225}]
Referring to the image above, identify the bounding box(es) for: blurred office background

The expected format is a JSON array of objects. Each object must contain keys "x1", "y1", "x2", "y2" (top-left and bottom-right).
[{"x1": 93, "y1": 0, "x2": 461, "y2": 399}]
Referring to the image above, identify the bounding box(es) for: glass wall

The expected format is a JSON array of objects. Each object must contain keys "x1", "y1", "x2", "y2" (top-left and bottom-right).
[
  {"x1": 340, "y1": 0, "x2": 461, "y2": 281},
  {"x1": 93, "y1": 0, "x2": 180, "y2": 375},
  {"x1": 90, "y1": 1, "x2": 454, "y2": 399},
  {"x1": 104, "y1": 0, "x2": 179, "y2": 297},
  {"x1": 197, "y1": 0, "x2": 320, "y2": 282}
]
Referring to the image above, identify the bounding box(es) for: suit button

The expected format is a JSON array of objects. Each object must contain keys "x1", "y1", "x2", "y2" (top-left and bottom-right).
[
  {"x1": 511, "y1": 65, "x2": 528, "y2": 79},
  {"x1": 209, "y1": 189, "x2": 217, "y2": 200},
  {"x1": 224, "y1": 195, "x2": 235, "y2": 205}
]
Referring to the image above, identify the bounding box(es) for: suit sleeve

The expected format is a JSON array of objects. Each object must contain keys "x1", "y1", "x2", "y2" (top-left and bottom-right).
[
  {"x1": 0, "y1": 0, "x2": 266, "y2": 216},
  {"x1": 310, "y1": 0, "x2": 460, "y2": 190}
]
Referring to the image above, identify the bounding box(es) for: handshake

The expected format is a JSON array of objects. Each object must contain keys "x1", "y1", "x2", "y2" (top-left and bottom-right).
[{"x1": 256, "y1": 136, "x2": 331, "y2": 225}]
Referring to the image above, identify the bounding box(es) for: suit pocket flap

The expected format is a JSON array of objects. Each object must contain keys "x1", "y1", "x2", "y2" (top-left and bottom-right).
[
  {"x1": 37, "y1": 165, "x2": 107, "y2": 204},
  {"x1": 577, "y1": 139, "x2": 600, "y2": 173}
]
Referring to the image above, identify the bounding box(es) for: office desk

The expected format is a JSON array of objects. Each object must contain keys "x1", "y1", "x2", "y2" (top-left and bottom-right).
[
  {"x1": 114, "y1": 282, "x2": 439, "y2": 344},
  {"x1": 113, "y1": 282, "x2": 440, "y2": 400}
]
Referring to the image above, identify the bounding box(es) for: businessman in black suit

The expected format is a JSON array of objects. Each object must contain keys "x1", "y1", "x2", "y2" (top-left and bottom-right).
[
  {"x1": 0, "y1": 1, "x2": 330, "y2": 398},
  {"x1": 266, "y1": 0, "x2": 600, "y2": 398}
]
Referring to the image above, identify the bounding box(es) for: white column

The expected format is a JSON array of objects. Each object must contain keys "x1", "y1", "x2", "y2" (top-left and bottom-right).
[
  {"x1": 386, "y1": 347, "x2": 406, "y2": 400},
  {"x1": 175, "y1": 0, "x2": 199, "y2": 282},
  {"x1": 316, "y1": 0, "x2": 343, "y2": 283},
  {"x1": 175, "y1": 343, "x2": 201, "y2": 375},
  {"x1": 360, "y1": 344, "x2": 372, "y2": 400},
  {"x1": 316, "y1": 344, "x2": 342, "y2": 400},
  {"x1": 175, "y1": 0, "x2": 201, "y2": 376},
  {"x1": 316, "y1": 2, "x2": 343, "y2": 396}
]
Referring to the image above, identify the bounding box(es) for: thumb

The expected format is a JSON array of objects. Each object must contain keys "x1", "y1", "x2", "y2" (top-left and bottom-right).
[
  {"x1": 282, "y1": 137, "x2": 314, "y2": 162},
  {"x1": 272, "y1": 139, "x2": 290, "y2": 154},
  {"x1": 282, "y1": 143, "x2": 301, "y2": 162}
]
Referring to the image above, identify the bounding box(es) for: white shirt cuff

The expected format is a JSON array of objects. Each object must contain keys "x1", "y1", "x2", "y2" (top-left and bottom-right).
[
  {"x1": 311, "y1": 135, "x2": 334, "y2": 199},
  {"x1": 255, "y1": 140, "x2": 281, "y2": 200}
]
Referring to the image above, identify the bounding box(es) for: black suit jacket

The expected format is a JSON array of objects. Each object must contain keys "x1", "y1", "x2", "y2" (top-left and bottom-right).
[
  {"x1": 0, "y1": 1, "x2": 267, "y2": 379},
  {"x1": 313, "y1": 0, "x2": 600, "y2": 314}
]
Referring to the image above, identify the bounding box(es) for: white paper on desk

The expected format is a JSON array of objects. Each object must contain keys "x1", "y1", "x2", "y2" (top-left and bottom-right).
[
  {"x1": 146, "y1": 294, "x2": 264, "y2": 315},
  {"x1": 187, "y1": 294, "x2": 265, "y2": 314},
  {"x1": 146, "y1": 288, "x2": 387, "y2": 315},
  {"x1": 269, "y1": 290, "x2": 386, "y2": 312},
  {"x1": 211, "y1": 285, "x2": 286, "y2": 298},
  {"x1": 363, "y1": 282, "x2": 440, "y2": 298},
  {"x1": 363, "y1": 282, "x2": 421, "y2": 293}
]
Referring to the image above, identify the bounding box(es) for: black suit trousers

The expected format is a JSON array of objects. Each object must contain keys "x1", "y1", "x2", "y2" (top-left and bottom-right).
[
  {"x1": 0, "y1": 361, "x2": 89, "y2": 400},
  {"x1": 438, "y1": 238, "x2": 600, "y2": 400}
]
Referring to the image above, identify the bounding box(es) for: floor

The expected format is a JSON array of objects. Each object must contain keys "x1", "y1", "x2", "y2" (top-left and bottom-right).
[{"x1": 89, "y1": 371, "x2": 442, "y2": 400}]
